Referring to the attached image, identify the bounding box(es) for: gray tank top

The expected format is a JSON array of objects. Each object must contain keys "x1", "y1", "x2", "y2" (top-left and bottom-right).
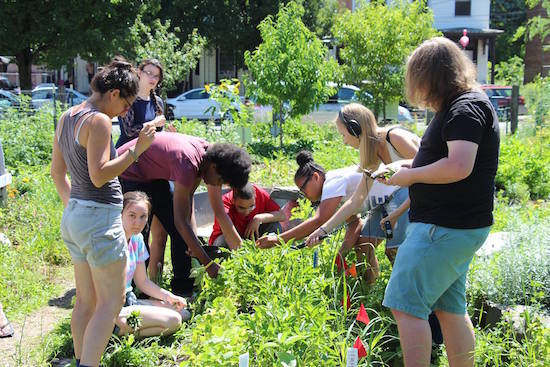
[{"x1": 57, "y1": 104, "x2": 122, "y2": 205}]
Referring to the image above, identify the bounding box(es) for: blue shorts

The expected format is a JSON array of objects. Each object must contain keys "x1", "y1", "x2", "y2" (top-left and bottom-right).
[
  {"x1": 61, "y1": 199, "x2": 127, "y2": 267},
  {"x1": 361, "y1": 187, "x2": 409, "y2": 248},
  {"x1": 382, "y1": 222, "x2": 491, "y2": 320}
]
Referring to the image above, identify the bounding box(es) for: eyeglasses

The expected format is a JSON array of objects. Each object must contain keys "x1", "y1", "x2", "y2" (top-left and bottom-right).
[
  {"x1": 142, "y1": 69, "x2": 161, "y2": 80},
  {"x1": 122, "y1": 96, "x2": 133, "y2": 109},
  {"x1": 298, "y1": 173, "x2": 313, "y2": 193}
]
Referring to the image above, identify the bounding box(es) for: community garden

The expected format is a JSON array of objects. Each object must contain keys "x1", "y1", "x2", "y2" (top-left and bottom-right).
[
  {"x1": 1, "y1": 1, "x2": 550, "y2": 365},
  {"x1": 0, "y1": 80, "x2": 549, "y2": 366}
]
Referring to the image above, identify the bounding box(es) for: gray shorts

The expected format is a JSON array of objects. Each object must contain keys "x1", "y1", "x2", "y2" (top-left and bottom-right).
[
  {"x1": 61, "y1": 199, "x2": 127, "y2": 267},
  {"x1": 361, "y1": 187, "x2": 410, "y2": 249}
]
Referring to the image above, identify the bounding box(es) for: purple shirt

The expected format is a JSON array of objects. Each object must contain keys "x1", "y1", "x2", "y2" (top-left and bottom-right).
[{"x1": 118, "y1": 132, "x2": 209, "y2": 187}]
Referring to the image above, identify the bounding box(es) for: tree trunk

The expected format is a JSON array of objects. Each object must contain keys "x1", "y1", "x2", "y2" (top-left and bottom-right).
[
  {"x1": 279, "y1": 104, "x2": 284, "y2": 149},
  {"x1": 15, "y1": 47, "x2": 33, "y2": 91}
]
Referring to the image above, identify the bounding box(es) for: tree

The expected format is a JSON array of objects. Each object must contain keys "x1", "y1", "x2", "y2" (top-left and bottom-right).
[
  {"x1": 491, "y1": 0, "x2": 527, "y2": 63},
  {"x1": 128, "y1": 17, "x2": 206, "y2": 95},
  {"x1": 332, "y1": 0, "x2": 439, "y2": 119},
  {"x1": 244, "y1": 1, "x2": 338, "y2": 147},
  {"x1": 0, "y1": 0, "x2": 143, "y2": 90}
]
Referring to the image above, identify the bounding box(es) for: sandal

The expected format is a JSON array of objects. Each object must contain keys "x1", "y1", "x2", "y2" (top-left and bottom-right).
[{"x1": 0, "y1": 321, "x2": 14, "y2": 338}]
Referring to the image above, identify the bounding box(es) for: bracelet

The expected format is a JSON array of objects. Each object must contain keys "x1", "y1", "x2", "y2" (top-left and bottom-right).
[
  {"x1": 128, "y1": 147, "x2": 139, "y2": 162},
  {"x1": 319, "y1": 226, "x2": 328, "y2": 236},
  {"x1": 204, "y1": 260, "x2": 215, "y2": 270}
]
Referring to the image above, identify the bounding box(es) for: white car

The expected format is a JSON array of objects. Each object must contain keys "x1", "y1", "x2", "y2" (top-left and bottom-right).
[
  {"x1": 31, "y1": 86, "x2": 87, "y2": 109},
  {"x1": 166, "y1": 88, "x2": 239, "y2": 121}
]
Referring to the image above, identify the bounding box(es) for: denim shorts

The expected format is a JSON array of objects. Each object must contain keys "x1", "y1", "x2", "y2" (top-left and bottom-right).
[
  {"x1": 382, "y1": 222, "x2": 491, "y2": 320},
  {"x1": 61, "y1": 199, "x2": 127, "y2": 267},
  {"x1": 361, "y1": 187, "x2": 410, "y2": 248}
]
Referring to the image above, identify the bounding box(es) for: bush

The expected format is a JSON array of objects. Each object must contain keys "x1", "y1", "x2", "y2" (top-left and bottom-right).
[
  {"x1": 0, "y1": 103, "x2": 56, "y2": 167},
  {"x1": 468, "y1": 213, "x2": 550, "y2": 308},
  {"x1": 496, "y1": 133, "x2": 550, "y2": 201}
]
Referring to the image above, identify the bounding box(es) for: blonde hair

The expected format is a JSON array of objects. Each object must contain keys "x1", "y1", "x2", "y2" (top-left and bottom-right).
[
  {"x1": 338, "y1": 103, "x2": 380, "y2": 170},
  {"x1": 405, "y1": 37, "x2": 479, "y2": 112}
]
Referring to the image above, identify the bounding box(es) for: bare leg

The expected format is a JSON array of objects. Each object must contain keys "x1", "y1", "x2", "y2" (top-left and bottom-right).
[
  {"x1": 148, "y1": 215, "x2": 168, "y2": 282},
  {"x1": 71, "y1": 261, "x2": 96, "y2": 360},
  {"x1": 80, "y1": 259, "x2": 126, "y2": 367},
  {"x1": 355, "y1": 236, "x2": 383, "y2": 284},
  {"x1": 392, "y1": 309, "x2": 432, "y2": 367},
  {"x1": 115, "y1": 305, "x2": 182, "y2": 337},
  {"x1": 435, "y1": 310, "x2": 475, "y2": 367},
  {"x1": 385, "y1": 247, "x2": 398, "y2": 265}
]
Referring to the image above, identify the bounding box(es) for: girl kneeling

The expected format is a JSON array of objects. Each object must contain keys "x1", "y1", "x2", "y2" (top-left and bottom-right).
[{"x1": 114, "y1": 191, "x2": 190, "y2": 337}]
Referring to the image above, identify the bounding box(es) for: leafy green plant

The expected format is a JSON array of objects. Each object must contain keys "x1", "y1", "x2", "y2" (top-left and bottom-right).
[
  {"x1": 244, "y1": 1, "x2": 338, "y2": 147},
  {"x1": 332, "y1": 0, "x2": 439, "y2": 119}
]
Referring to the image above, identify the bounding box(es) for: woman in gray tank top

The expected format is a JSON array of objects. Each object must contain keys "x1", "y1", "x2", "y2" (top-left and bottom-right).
[{"x1": 50, "y1": 59, "x2": 157, "y2": 367}]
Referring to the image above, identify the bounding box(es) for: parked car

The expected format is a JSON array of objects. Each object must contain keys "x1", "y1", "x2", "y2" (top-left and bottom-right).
[
  {"x1": 31, "y1": 86, "x2": 87, "y2": 109},
  {"x1": 32, "y1": 83, "x2": 56, "y2": 92},
  {"x1": 481, "y1": 85, "x2": 525, "y2": 112},
  {"x1": 166, "y1": 88, "x2": 239, "y2": 121},
  {"x1": 0, "y1": 76, "x2": 18, "y2": 92},
  {"x1": 302, "y1": 84, "x2": 414, "y2": 123},
  {"x1": 0, "y1": 90, "x2": 20, "y2": 114}
]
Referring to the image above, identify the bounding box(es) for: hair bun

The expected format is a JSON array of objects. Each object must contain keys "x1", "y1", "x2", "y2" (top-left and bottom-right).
[
  {"x1": 296, "y1": 151, "x2": 314, "y2": 167},
  {"x1": 109, "y1": 56, "x2": 133, "y2": 70}
]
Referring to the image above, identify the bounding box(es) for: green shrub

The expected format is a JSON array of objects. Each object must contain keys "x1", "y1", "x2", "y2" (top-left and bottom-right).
[
  {"x1": 0, "y1": 105, "x2": 56, "y2": 167},
  {"x1": 496, "y1": 133, "x2": 550, "y2": 200}
]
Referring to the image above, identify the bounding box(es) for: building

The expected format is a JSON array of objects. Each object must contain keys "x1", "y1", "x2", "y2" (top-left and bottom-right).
[{"x1": 428, "y1": 0, "x2": 502, "y2": 84}]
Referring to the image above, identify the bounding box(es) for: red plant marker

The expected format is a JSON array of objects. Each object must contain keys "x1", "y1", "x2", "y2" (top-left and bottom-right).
[
  {"x1": 335, "y1": 255, "x2": 348, "y2": 273},
  {"x1": 356, "y1": 303, "x2": 370, "y2": 325},
  {"x1": 353, "y1": 336, "x2": 367, "y2": 359},
  {"x1": 341, "y1": 293, "x2": 351, "y2": 310},
  {"x1": 347, "y1": 263, "x2": 357, "y2": 278}
]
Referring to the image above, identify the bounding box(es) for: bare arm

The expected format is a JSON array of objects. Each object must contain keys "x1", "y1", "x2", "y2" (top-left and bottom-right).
[
  {"x1": 385, "y1": 141, "x2": 479, "y2": 187},
  {"x1": 85, "y1": 115, "x2": 156, "y2": 188},
  {"x1": 305, "y1": 174, "x2": 372, "y2": 247},
  {"x1": 281, "y1": 196, "x2": 342, "y2": 242},
  {"x1": 173, "y1": 183, "x2": 211, "y2": 265},
  {"x1": 50, "y1": 135, "x2": 71, "y2": 207},
  {"x1": 207, "y1": 185, "x2": 242, "y2": 249},
  {"x1": 133, "y1": 262, "x2": 186, "y2": 309}
]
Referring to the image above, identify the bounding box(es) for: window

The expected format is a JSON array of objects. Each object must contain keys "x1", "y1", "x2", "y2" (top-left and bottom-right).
[
  {"x1": 185, "y1": 90, "x2": 210, "y2": 100},
  {"x1": 455, "y1": 0, "x2": 471, "y2": 16}
]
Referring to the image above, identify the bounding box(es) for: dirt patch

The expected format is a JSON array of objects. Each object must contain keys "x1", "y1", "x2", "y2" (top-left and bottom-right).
[{"x1": 0, "y1": 268, "x2": 74, "y2": 367}]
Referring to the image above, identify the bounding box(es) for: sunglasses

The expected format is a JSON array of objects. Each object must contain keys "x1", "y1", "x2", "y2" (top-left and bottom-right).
[{"x1": 142, "y1": 69, "x2": 161, "y2": 80}]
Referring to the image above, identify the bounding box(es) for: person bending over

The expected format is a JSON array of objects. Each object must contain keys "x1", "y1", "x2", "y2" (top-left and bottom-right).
[{"x1": 118, "y1": 133, "x2": 251, "y2": 296}]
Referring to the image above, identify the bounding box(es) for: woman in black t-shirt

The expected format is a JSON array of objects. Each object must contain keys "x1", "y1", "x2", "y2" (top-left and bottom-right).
[{"x1": 376, "y1": 37, "x2": 499, "y2": 366}]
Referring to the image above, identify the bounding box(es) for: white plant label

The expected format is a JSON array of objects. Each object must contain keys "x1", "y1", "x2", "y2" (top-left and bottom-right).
[
  {"x1": 346, "y1": 347, "x2": 358, "y2": 367},
  {"x1": 239, "y1": 352, "x2": 249, "y2": 367}
]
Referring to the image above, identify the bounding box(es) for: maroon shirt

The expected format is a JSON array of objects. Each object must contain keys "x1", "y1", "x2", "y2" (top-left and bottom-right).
[{"x1": 117, "y1": 132, "x2": 209, "y2": 187}]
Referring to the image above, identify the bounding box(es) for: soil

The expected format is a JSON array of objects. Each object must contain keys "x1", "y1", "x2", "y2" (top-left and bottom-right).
[{"x1": 0, "y1": 267, "x2": 75, "y2": 367}]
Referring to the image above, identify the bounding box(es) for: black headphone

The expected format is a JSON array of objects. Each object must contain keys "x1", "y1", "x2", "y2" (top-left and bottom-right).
[{"x1": 339, "y1": 109, "x2": 362, "y2": 138}]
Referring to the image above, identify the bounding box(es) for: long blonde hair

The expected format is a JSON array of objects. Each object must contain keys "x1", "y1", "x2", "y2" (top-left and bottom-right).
[
  {"x1": 338, "y1": 103, "x2": 380, "y2": 170},
  {"x1": 405, "y1": 37, "x2": 478, "y2": 112}
]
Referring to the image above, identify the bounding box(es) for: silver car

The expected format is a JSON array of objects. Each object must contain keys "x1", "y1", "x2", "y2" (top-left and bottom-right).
[{"x1": 31, "y1": 86, "x2": 87, "y2": 109}]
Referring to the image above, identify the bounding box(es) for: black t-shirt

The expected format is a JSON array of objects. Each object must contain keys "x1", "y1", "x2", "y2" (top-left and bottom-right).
[{"x1": 409, "y1": 90, "x2": 500, "y2": 228}]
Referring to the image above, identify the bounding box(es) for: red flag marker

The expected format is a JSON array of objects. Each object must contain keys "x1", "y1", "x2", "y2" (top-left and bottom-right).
[
  {"x1": 356, "y1": 303, "x2": 370, "y2": 325},
  {"x1": 353, "y1": 336, "x2": 367, "y2": 359},
  {"x1": 341, "y1": 293, "x2": 351, "y2": 310},
  {"x1": 335, "y1": 255, "x2": 348, "y2": 273},
  {"x1": 347, "y1": 263, "x2": 357, "y2": 278}
]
